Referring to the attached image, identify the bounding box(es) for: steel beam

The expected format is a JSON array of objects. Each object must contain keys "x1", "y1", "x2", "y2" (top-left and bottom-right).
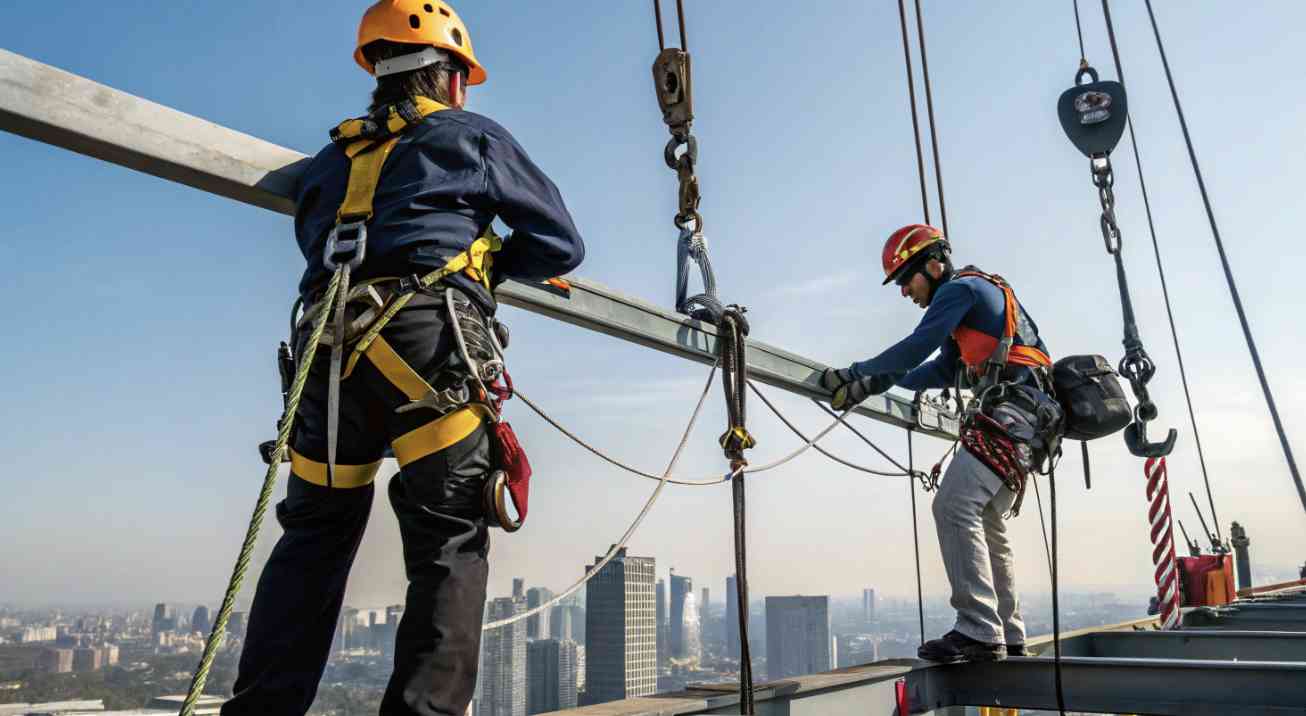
[
  {"x1": 911, "y1": 656, "x2": 1306, "y2": 715},
  {"x1": 1054, "y1": 629, "x2": 1306, "y2": 661},
  {"x1": 0, "y1": 48, "x2": 955, "y2": 440},
  {"x1": 1185, "y1": 604, "x2": 1306, "y2": 630}
]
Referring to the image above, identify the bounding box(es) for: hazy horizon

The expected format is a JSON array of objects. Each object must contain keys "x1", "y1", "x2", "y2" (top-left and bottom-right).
[{"x1": 3, "y1": 2, "x2": 1305, "y2": 613}]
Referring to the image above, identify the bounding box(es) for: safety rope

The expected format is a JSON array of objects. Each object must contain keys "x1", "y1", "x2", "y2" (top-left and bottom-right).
[
  {"x1": 1031, "y1": 476, "x2": 1054, "y2": 581},
  {"x1": 1072, "y1": 0, "x2": 1086, "y2": 66},
  {"x1": 812, "y1": 400, "x2": 917, "y2": 477},
  {"x1": 907, "y1": 430, "x2": 925, "y2": 646},
  {"x1": 1049, "y1": 467, "x2": 1067, "y2": 716},
  {"x1": 912, "y1": 0, "x2": 949, "y2": 238},
  {"x1": 748, "y1": 382, "x2": 915, "y2": 477},
  {"x1": 1099, "y1": 0, "x2": 1222, "y2": 545},
  {"x1": 1143, "y1": 0, "x2": 1306, "y2": 516},
  {"x1": 715, "y1": 307, "x2": 756, "y2": 714},
  {"x1": 1145, "y1": 456, "x2": 1183, "y2": 629},
  {"x1": 178, "y1": 269, "x2": 342, "y2": 716},
  {"x1": 896, "y1": 0, "x2": 931, "y2": 225},
  {"x1": 483, "y1": 362, "x2": 720, "y2": 631}
]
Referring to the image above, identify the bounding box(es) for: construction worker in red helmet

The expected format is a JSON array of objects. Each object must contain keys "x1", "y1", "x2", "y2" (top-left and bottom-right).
[
  {"x1": 822, "y1": 224, "x2": 1060, "y2": 663},
  {"x1": 222, "y1": 2, "x2": 583, "y2": 714}
]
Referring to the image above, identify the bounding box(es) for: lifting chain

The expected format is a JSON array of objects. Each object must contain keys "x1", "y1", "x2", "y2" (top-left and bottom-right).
[{"x1": 1089, "y1": 156, "x2": 1175, "y2": 458}]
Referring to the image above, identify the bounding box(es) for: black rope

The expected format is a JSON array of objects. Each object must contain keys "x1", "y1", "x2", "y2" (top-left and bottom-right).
[
  {"x1": 812, "y1": 400, "x2": 914, "y2": 474},
  {"x1": 718, "y1": 308, "x2": 755, "y2": 715},
  {"x1": 908, "y1": 430, "x2": 925, "y2": 646},
  {"x1": 896, "y1": 0, "x2": 931, "y2": 224},
  {"x1": 1100, "y1": 0, "x2": 1222, "y2": 544},
  {"x1": 1143, "y1": 0, "x2": 1306, "y2": 516},
  {"x1": 652, "y1": 0, "x2": 665, "y2": 50},
  {"x1": 913, "y1": 0, "x2": 949, "y2": 238},
  {"x1": 1031, "y1": 476, "x2": 1054, "y2": 580},
  {"x1": 1050, "y1": 468, "x2": 1067, "y2": 715},
  {"x1": 1073, "y1": 0, "x2": 1087, "y2": 65},
  {"x1": 748, "y1": 382, "x2": 913, "y2": 477}
]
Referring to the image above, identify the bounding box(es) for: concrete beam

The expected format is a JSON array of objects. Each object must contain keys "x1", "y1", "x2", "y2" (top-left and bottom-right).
[{"x1": 0, "y1": 48, "x2": 955, "y2": 441}]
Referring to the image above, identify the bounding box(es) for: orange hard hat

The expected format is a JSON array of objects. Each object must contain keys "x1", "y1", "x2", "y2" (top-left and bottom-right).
[
  {"x1": 881, "y1": 224, "x2": 947, "y2": 285},
  {"x1": 354, "y1": 0, "x2": 487, "y2": 85}
]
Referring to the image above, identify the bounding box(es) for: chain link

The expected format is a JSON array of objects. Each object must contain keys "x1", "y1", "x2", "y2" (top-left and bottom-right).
[{"x1": 1093, "y1": 157, "x2": 1121, "y2": 254}]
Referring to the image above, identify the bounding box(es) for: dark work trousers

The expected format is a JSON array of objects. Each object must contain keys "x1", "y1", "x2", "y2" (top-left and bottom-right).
[{"x1": 222, "y1": 291, "x2": 492, "y2": 716}]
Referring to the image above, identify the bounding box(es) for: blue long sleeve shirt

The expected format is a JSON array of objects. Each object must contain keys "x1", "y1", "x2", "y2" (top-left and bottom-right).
[
  {"x1": 294, "y1": 108, "x2": 584, "y2": 313},
  {"x1": 848, "y1": 274, "x2": 1049, "y2": 391}
]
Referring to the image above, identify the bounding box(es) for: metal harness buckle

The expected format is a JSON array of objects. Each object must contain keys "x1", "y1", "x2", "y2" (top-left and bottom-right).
[{"x1": 323, "y1": 220, "x2": 368, "y2": 270}]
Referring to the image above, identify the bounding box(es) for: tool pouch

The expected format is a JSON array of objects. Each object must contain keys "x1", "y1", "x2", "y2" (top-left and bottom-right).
[
  {"x1": 485, "y1": 420, "x2": 532, "y2": 532},
  {"x1": 1052, "y1": 354, "x2": 1132, "y2": 441}
]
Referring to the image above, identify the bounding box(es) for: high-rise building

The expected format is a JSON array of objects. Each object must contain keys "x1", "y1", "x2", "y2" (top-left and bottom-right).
[
  {"x1": 548, "y1": 603, "x2": 572, "y2": 642},
  {"x1": 701, "y1": 587, "x2": 710, "y2": 615},
  {"x1": 765, "y1": 596, "x2": 832, "y2": 679},
  {"x1": 836, "y1": 634, "x2": 878, "y2": 668},
  {"x1": 191, "y1": 606, "x2": 212, "y2": 636},
  {"x1": 655, "y1": 579, "x2": 668, "y2": 666},
  {"x1": 584, "y1": 547, "x2": 656, "y2": 705},
  {"x1": 39, "y1": 648, "x2": 73, "y2": 674},
  {"x1": 725, "y1": 575, "x2": 740, "y2": 660},
  {"x1": 482, "y1": 598, "x2": 527, "y2": 716},
  {"x1": 568, "y1": 605, "x2": 586, "y2": 645},
  {"x1": 152, "y1": 604, "x2": 170, "y2": 636},
  {"x1": 526, "y1": 587, "x2": 554, "y2": 640},
  {"x1": 526, "y1": 638, "x2": 578, "y2": 714},
  {"x1": 100, "y1": 643, "x2": 120, "y2": 667},
  {"x1": 575, "y1": 644, "x2": 586, "y2": 691},
  {"x1": 512, "y1": 578, "x2": 526, "y2": 600},
  {"x1": 669, "y1": 571, "x2": 694, "y2": 660},
  {"x1": 72, "y1": 646, "x2": 102, "y2": 672},
  {"x1": 862, "y1": 588, "x2": 876, "y2": 624},
  {"x1": 227, "y1": 612, "x2": 247, "y2": 638}
]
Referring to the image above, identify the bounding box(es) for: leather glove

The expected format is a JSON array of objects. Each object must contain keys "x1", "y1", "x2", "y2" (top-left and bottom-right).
[
  {"x1": 832, "y1": 374, "x2": 896, "y2": 411},
  {"x1": 820, "y1": 367, "x2": 855, "y2": 392}
]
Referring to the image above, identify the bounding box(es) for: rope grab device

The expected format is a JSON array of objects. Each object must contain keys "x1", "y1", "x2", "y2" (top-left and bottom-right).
[{"x1": 1057, "y1": 64, "x2": 1177, "y2": 460}]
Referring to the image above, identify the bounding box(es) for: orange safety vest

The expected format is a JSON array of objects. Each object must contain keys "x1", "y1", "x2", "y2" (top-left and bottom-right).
[{"x1": 951, "y1": 268, "x2": 1052, "y2": 372}]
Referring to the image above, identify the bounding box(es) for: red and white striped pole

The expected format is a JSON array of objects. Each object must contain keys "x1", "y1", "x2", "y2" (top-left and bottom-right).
[{"x1": 1145, "y1": 456, "x2": 1182, "y2": 628}]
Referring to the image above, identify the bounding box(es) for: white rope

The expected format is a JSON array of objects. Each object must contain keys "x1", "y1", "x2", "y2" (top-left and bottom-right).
[
  {"x1": 513, "y1": 383, "x2": 864, "y2": 487},
  {"x1": 483, "y1": 362, "x2": 719, "y2": 630}
]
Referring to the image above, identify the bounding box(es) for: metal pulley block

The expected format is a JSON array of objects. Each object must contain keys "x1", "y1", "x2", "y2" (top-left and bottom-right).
[
  {"x1": 652, "y1": 48, "x2": 693, "y2": 134},
  {"x1": 1058, "y1": 65, "x2": 1128, "y2": 158}
]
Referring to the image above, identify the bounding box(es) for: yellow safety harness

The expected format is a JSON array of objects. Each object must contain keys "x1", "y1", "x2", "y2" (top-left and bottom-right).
[{"x1": 309, "y1": 95, "x2": 503, "y2": 487}]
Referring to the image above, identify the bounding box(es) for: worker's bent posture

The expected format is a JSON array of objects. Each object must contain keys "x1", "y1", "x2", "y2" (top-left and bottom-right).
[
  {"x1": 823, "y1": 225, "x2": 1058, "y2": 662},
  {"x1": 223, "y1": 2, "x2": 583, "y2": 714}
]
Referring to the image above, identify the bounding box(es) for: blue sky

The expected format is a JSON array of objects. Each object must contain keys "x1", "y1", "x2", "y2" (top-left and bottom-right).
[{"x1": 3, "y1": 2, "x2": 1305, "y2": 611}]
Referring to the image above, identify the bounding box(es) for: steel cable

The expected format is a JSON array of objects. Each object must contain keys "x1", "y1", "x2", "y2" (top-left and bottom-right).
[
  {"x1": 1141, "y1": 0, "x2": 1306, "y2": 516},
  {"x1": 896, "y1": 0, "x2": 931, "y2": 224},
  {"x1": 908, "y1": 430, "x2": 926, "y2": 646},
  {"x1": 913, "y1": 0, "x2": 949, "y2": 238}
]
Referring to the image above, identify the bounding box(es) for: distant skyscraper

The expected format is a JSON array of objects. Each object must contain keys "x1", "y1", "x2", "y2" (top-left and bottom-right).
[
  {"x1": 725, "y1": 575, "x2": 740, "y2": 660},
  {"x1": 701, "y1": 587, "x2": 710, "y2": 614},
  {"x1": 482, "y1": 598, "x2": 527, "y2": 716},
  {"x1": 548, "y1": 603, "x2": 573, "y2": 642},
  {"x1": 680, "y1": 591, "x2": 701, "y2": 662},
  {"x1": 191, "y1": 606, "x2": 212, "y2": 636},
  {"x1": 527, "y1": 638, "x2": 578, "y2": 714},
  {"x1": 38, "y1": 648, "x2": 73, "y2": 674},
  {"x1": 227, "y1": 611, "x2": 247, "y2": 638},
  {"x1": 765, "y1": 596, "x2": 832, "y2": 679},
  {"x1": 513, "y1": 578, "x2": 526, "y2": 600},
  {"x1": 862, "y1": 588, "x2": 876, "y2": 624},
  {"x1": 568, "y1": 605, "x2": 586, "y2": 645},
  {"x1": 655, "y1": 579, "x2": 668, "y2": 666},
  {"x1": 584, "y1": 547, "x2": 656, "y2": 705},
  {"x1": 669, "y1": 571, "x2": 693, "y2": 659},
  {"x1": 100, "y1": 643, "x2": 120, "y2": 667},
  {"x1": 152, "y1": 604, "x2": 169, "y2": 636},
  {"x1": 72, "y1": 646, "x2": 102, "y2": 672},
  {"x1": 526, "y1": 587, "x2": 554, "y2": 640}
]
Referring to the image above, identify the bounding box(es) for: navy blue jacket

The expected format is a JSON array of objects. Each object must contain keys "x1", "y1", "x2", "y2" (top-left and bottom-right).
[
  {"x1": 849, "y1": 273, "x2": 1049, "y2": 391},
  {"x1": 294, "y1": 109, "x2": 584, "y2": 312}
]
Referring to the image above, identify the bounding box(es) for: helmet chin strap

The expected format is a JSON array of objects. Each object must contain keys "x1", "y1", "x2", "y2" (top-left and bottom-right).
[{"x1": 922, "y1": 259, "x2": 953, "y2": 305}]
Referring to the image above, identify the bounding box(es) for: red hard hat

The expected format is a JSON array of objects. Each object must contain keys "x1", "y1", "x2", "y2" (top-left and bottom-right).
[{"x1": 881, "y1": 224, "x2": 947, "y2": 285}]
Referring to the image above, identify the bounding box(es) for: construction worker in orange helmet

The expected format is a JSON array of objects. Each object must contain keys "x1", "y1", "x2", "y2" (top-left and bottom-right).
[
  {"x1": 222, "y1": 3, "x2": 583, "y2": 715},
  {"x1": 822, "y1": 224, "x2": 1060, "y2": 663}
]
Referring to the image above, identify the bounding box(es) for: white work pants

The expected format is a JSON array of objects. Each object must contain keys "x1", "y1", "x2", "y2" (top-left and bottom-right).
[{"x1": 932, "y1": 448, "x2": 1026, "y2": 646}]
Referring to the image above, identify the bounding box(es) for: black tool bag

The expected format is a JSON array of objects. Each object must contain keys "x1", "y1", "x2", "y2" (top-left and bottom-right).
[{"x1": 1052, "y1": 355, "x2": 1132, "y2": 440}]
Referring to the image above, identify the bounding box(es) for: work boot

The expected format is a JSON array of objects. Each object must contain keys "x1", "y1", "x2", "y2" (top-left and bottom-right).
[
  {"x1": 917, "y1": 630, "x2": 1007, "y2": 663},
  {"x1": 1006, "y1": 643, "x2": 1029, "y2": 657}
]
